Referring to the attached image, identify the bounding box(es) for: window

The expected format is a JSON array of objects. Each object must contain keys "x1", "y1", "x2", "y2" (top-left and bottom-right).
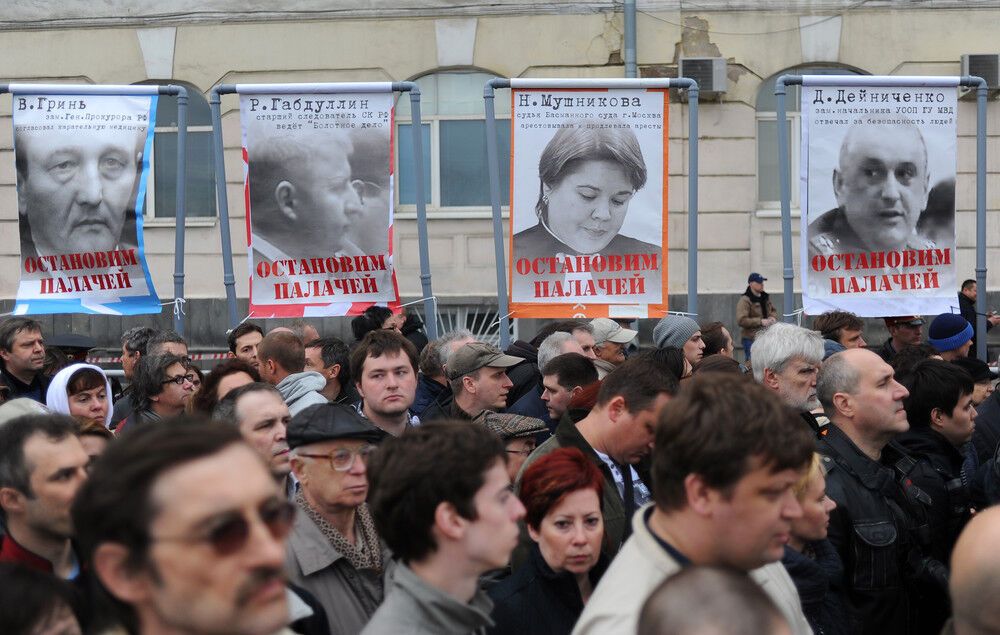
[
  {"x1": 134, "y1": 80, "x2": 217, "y2": 219},
  {"x1": 395, "y1": 71, "x2": 511, "y2": 213},
  {"x1": 756, "y1": 65, "x2": 865, "y2": 213}
]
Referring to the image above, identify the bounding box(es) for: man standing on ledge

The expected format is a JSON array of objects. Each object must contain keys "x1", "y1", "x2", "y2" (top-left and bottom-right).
[
  {"x1": 958, "y1": 279, "x2": 1000, "y2": 356},
  {"x1": 736, "y1": 272, "x2": 777, "y2": 360}
]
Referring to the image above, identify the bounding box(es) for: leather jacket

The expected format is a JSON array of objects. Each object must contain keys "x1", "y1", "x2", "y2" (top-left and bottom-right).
[{"x1": 817, "y1": 425, "x2": 949, "y2": 635}]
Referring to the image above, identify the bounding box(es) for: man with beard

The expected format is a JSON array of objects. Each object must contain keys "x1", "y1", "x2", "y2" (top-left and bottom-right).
[
  {"x1": 349, "y1": 330, "x2": 420, "y2": 437},
  {"x1": 0, "y1": 414, "x2": 88, "y2": 578},
  {"x1": 752, "y1": 323, "x2": 826, "y2": 433}
]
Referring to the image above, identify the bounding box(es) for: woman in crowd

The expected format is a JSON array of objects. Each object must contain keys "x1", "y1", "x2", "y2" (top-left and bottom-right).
[
  {"x1": 45, "y1": 363, "x2": 113, "y2": 428},
  {"x1": 489, "y1": 447, "x2": 608, "y2": 635},
  {"x1": 781, "y1": 453, "x2": 854, "y2": 635},
  {"x1": 189, "y1": 358, "x2": 260, "y2": 416},
  {"x1": 511, "y1": 119, "x2": 659, "y2": 300},
  {"x1": 350, "y1": 305, "x2": 405, "y2": 343}
]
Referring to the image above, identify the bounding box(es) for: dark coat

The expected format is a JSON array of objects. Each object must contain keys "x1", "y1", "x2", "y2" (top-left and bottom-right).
[
  {"x1": 487, "y1": 542, "x2": 608, "y2": 635},
  {"x1": 972, "y1": 389, "x2": 1000, "y2": 465},
  {"x1": 0, "y1": 365, "x2": 50, "y2": 404},
  {"x1": 504, "y1": 340, "x2": 540, "y2": 408},
  {"x1": 412, "y1": 374, "x2": 448, "y2": 419},
  {"x1": 782, "y1": 541, "x2": 856, "y2": 635},
  {"x1": 958, "y1": 292, "x2": 991, "y2": 356}
]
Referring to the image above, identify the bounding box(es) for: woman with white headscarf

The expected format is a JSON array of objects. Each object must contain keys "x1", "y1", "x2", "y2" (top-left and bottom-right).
[{"x1": 45, "y1": 363, "x2": 113, "y2": 429}]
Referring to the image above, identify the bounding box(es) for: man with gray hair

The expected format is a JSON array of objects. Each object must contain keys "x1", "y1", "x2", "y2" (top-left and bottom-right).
[
  {"x1": 213, "y1": 382, "x2": 292, "y2": 493},
  {"x1": 751, "y1": 323, "x2": 825, "y2": 432},
  {"x1": 508, "y1": 331, "x2": 587, "y2": 422},
  {"x1": 415, "y1": 329, "x2": 476, "y2": 420},
  {"x1": 113, "y1": 325, "x2": 158, "y2": 422},
  {"x1": 653, "y1": 315, "x2": 705, "y2": 366}
]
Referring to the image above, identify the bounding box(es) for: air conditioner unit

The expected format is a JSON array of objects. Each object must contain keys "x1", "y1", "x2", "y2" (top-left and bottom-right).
[
  {"x1": 961, "y1": 54, "x2": 1000, "y2": 89},
  {"x1": 678, "y1": 57, "x2": 728, "y2": 94}
]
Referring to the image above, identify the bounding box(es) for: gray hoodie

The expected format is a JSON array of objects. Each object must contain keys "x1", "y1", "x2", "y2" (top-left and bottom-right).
[{"x1": 276, "y1": 371, "x2": 329, "y2": 416}]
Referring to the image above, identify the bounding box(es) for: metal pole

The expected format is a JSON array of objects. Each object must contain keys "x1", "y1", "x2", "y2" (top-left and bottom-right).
[
  {"x1": 624, "y1": 0, "x2": 637, "y2": 79},
  {"x1": 485, "y1": 78, "x2": 512, "y2": 349},
  {"x1": 775, "y1": 75, "x2": 801, "y2": 323},
  {"x1": 210, "y1": 85, "x2": 240, "y2": 328},
  {"x1": 401, "y1": 83, "x2": 439, "y2": 339},
  {"x1": 170, "y1": 86, "x2": 188, "y2": 335},
  {"x1": 683, "y1": 79, "x2": 699, "y2": 317},
  {"x1": 968, "y1": 76, "x2": 989, "y2": 361}
]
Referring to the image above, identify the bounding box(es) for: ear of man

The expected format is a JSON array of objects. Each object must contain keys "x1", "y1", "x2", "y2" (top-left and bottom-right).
[
  {"x1": 0, "y1": 487, "x2": 27, "y2": 516},
  {"x1": 274, "y1": 181, "x2": 298, "y2": 222},
  {"x1": 433, "y1": 500, "x2": 467, "y2": 542},
  {"x1": 93, "y1": 542, "x2": 154, "y2": 604},
  {"x1": 683, "y1": 472, "x2": 715, "y2": 517}
]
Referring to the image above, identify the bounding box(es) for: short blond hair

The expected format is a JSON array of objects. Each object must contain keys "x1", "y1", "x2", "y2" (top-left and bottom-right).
[{"x1": 792, "y1": 453, "x2": 825, "y2": 500}]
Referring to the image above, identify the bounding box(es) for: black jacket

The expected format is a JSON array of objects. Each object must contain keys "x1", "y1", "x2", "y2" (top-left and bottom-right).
[
  {"x1": 412, "y1": 373, "x2": 448, "y2": 419},
  {"x1": 958, "y1": 292, "x2": 991, "y2": 355},
  {"x1": 895, "y1": 427, "x2": 972, "y2": 563},
  {"x1": 0, "y1": 365, "x2": 50, "y2": 404},
  {"x1": 781, "y1": 541, "x2": 856, "y2": 635},
  {"x1": 972, "y1": 389, "x2": 1000, "y2": 464},
  {"x1": 487, "y1": 542, "x2": 608, "y2": 635},
  {"x1": 504, "y1": 340, "x2": 540, "y2": 408},
  {"x1": 818, "y1": 425, "x2": 948, "y2": 635}
]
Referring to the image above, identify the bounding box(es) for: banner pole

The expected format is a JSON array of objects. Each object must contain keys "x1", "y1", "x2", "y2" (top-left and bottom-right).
[
  {"x1": 209, "y1": 85, "x2": 241, "y2": 328},
  {"x1": 968, "y1": 76, "x2": 989, "y2": 361},
  {"x1": 776, "y1": 75, "x2": 801, "y2": 323},
  {"x1": 398, "y1": 82, "x2": 438, "y2": 340},
  {"x1": 485, "y1": 78, "x2": 512, "y2": 349},
  {"x1": 678, "y1": 78, "x2": 699, "y2": 317},
  {"x1": 168, "y1": 85, "x2": 189, "y2": 336}
]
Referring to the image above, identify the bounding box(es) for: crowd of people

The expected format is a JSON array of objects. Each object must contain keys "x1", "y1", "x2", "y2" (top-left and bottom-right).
[{"x1": 1, "y1": 303, "x2": 1000, "y2": 635}]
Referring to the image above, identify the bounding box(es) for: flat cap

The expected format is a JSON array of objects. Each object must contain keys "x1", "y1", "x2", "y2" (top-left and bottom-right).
[
  {"x1": 883, "y1": 316, "x2": 925, "y2": 328},
  {"x1": 474, "y1": 411, "x2": 547, "y2": 442},
  {"x1": 446, "y1": 342, "x2": 523, "y2": 380},
  {"x1": 287, "y1": 402, "x2": 384, "y2": 449},
  {"x1": 590, "y1": 318, "x2": 637, "y2": 345}
]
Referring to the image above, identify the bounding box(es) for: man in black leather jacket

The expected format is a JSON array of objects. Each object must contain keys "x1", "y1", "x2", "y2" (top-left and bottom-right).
[{"x1": 816, "y1": 349, "x2": 949, "y2": 635}]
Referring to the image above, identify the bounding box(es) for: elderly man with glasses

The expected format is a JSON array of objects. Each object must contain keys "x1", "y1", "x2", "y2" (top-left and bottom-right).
[{"x1": 285, "y1": 402, "x2": 393, "y2": 635}]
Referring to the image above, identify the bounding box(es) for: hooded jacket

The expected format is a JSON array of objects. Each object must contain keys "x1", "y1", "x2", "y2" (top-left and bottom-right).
[{"x1": 276, "y1": 371, "x2": 329, "y2": 416}]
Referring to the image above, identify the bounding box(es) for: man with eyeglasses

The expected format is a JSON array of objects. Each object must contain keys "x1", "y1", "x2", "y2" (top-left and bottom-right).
[
  {"x1": 285, "y1": 402, "x2": 391, "y2": 635},
  {"x1": 118, "y1": 353, "x2": 196, "y2": 431},
  {"x1": 73, "y1": 419, "x2": 302, "y2": 635}
]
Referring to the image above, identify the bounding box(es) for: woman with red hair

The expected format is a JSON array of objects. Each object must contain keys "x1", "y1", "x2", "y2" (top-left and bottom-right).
[{"x1": 488, "y1": 447, "x2": 608, "y2": 635}]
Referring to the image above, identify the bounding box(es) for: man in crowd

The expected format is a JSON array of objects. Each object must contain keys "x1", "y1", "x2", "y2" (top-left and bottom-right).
[
  {"x1": 876, "y1": 316, "x2": 926, "y2": 363},
  {"x1": 289, "y1": 320, "x2": 321, "y2": 347},
  {"x1": 113, "y1": 325, "x2": 157, "y2": 422},
  {"x1": 813, "y1": 310, "x2": 867, "y2": 350},
  {"x1": 809, "y1": 121, "x2": 934, "y2": 256},
  {"x1": 949, "y1": 506, "x2": 1000, "y2": 635},
  {"x1": 350, "y1": 330, "x2": 419, "y2": 437},
  {"x1": 540, "y1": 352, "x2": 598, "y2": 427},
  {"x1": 573, "y1": 374, "x2": 814, "y2": 635},
  {"x1": 951, "y1": 357, "x2": 997, "y2": 407},
  {"x1": 508, "y1": 331, "x2": 586, "y2": 422},
  {"x1": 286, "y1": 403, "x2": 390, "y2": 635},
  {"x1": 364, "y1": 422, "x2": 525, "y2": 634},
  {"x1": 412, "y1": 329, "x2": 476, "y2": 419},
  {"x1": 570, "y1": 321, "x2": 598, "y2": 359},
  {"x1": 929, "y1": 313, "x2": 975, "y2": 361},
  {"x1": 146, "y1": 329, "x2": 189, "y2": 358},
  {"x1": 590, "y1": 317, "x2": 637, "y2": 377},
  {"x1": 304, "y1": 336, "x2": 352, "y2": 404},
  {"x1": 751, "y1": 323, "x2": 825, "y2": 431},
  {"x1": 958, "y1": 279, "x2": 1000, "y2": 356},
  {"x1": 425, "y1": 342, "x2": 522, "y2": 421},
  {"x1": 699, "y1": 321, "x2": 735, "y2": 358},
  {"x1": 0, "y1": 414, "x2": 88, "y2": 578},
  {"x1": 653, "y1": 315, "x2": 706, "y2": 367},
  {"x1": 213, "y1": 382, "x2": 293, "y2": 494},
  {"x1": 736, "y1": 272, "x2": 778, "y2": 360},
  {"x1": 72, "y1": 420, "x2": 294, "y2": 635},
  {"x1": 816, "y1": 349, "x2": 948, "y2": 635},
  {"x1": 124, "y1": 353, "x2": 196, "y2": 428},
  {"x1": 228, "y1": 322, "x2": 264, "y2": 371},
  {"x1": 521, "y1": 356, "x2": 676, "y2": 557},
  {"x1": 258, "y1": 330, "x2": 327, "y2": 416},
  {"x1": 0, "y1": 317, "x2": 48, "y2": 403}
]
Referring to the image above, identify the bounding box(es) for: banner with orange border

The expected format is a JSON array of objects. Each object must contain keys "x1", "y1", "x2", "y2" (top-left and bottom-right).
[
  {"x1": 508, "y1": 88, "x2": 668, "y2": 319},
  {"x1": 239, "y1": 91, "x2": 399, "y2": 318}
]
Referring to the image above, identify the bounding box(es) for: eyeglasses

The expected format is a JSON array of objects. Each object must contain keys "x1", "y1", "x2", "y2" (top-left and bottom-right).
[
  {"x1": 162, "y1": 373, "x2": 197, "y2": 386},
  {"x1": 298, "y1": 444, "x2": 377, "y2": 472},
  {"x1": 152, "y1": 499, "x2": 295, "y2": 556}
]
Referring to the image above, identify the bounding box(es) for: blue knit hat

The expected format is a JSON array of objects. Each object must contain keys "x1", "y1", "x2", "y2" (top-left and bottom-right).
[{"x1": 927, "y1": 313, "x2": 973, "y2": 353}]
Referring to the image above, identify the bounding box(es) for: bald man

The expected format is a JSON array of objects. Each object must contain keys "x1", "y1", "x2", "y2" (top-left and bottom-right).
[
  {"x1": 809, "y1": 122, "x2": 936, "y2": 257},
  {"x1": 949, "y1": 507, "x2": 1000, "y2": 634}
]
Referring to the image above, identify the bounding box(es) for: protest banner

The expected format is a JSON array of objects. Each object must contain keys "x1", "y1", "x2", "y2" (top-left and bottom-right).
[
  {"x1": 240, "y1": 91, "x2": 398, "y2": 317},
  {"x1": 12, "y1": 93, "x2": 160, "y2": 315},
  {"x1": 801, "y1": 84, "x2": 957, "y2": 316},
  {"x1": 508, "y1": 88, "x2": 668, "y2": 319}
]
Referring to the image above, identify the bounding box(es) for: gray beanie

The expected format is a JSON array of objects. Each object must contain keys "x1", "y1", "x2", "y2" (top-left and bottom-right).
[{"x1": 653, "y1": 315, "x2": 700, "y2": 349}]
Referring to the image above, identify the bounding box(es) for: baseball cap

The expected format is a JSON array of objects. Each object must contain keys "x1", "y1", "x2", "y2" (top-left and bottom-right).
[
  {"x1": 474, "y1": 411, "x2": 547, "y2": 442},
  {"x1": 748, "y1": 273, "x2": 766, "y2": 284},
  {"x1": 286, "y1": 402, "x2": 384, "y2": 449},
  {"x1": 951, "y1": 356, "x2": 999, "y2": 383},
  {"x1": 590, "y1": 318, "x2": 638, "y2": 345},
  {"x1": 446, "y1": 342, "x2": 523, "y2": 380},
  {"x1": 883, "y1": 316, "x2": 925, "y2": 328}
]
